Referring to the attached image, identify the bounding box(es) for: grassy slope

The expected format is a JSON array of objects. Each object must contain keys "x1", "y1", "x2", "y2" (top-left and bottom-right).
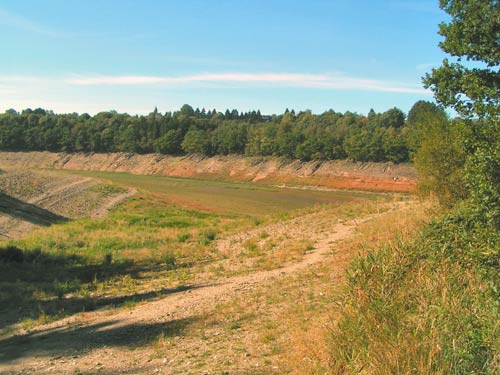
[
  {"x1": 326, "y1": 205, "x2": 500, "y2": 374},
  {"x1": 0, "y1": 169, "x2": 383, "y2": 336}
]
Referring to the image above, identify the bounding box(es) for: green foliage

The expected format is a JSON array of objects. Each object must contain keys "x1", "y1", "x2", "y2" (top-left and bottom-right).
[
  {"x1": 413, "y1": 118, "x2": 467, "y2": 206},
  {"x1": 200, "y1": 229, "x2": 217, "y2": 245},
  {"x1": 463, "y1": 121, "x2": 500, "y2": 225},
  {"x1": 163, "y1": 251, "x2": 177, "y2": 270},
  {"x1": 424, "y1": 0, "x2": 500, "y2": 118},
  {"x1": 0, "y1": 245, "x2": 24, "y2": 263},
  {"x1": 176, "y1": 233, "x2": 191, "y2": 243},
  {"x1": 155, "y1": 129, "x2": 182, "y2": 154},
  {"x1": 330, "y1": 3, "x2": 500, "y2": 372},
  {"x1": 424, "y1": 0, "x2": 500, "y2": 225},
  {"x1": 329, "y1": 211, "x2": 500, "y2": 374},
  {"x1": 407, "y1": 100, "x2": 447, "y2": 127},
  {"x1": 181, "y1": 128, "x2": 212, "y2": 155},
  {"x1": 0, "y1": 104, "x2": 418, "y2": 163}
]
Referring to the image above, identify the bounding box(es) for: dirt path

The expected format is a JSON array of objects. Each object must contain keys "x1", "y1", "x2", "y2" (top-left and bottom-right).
[
  {"x1": 30, "y1": 178, "x2": 99, "y2": 209},
  {"x1": 92, "y1": 187, "x2": 137, "y2": 218},
  {"x1": 0, "y1": 202, "x2": 408, "y2": 375}
]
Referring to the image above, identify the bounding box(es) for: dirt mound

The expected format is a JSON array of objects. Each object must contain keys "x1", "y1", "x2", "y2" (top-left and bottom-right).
[
  {"x1": 0, "y1": 169, "x2": 134, "y2": 239},
  {"x1": 0, "y1": 152, "x2": 417, "y2": 192}
]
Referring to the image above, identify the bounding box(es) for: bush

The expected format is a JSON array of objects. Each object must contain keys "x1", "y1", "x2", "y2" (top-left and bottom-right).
[
  {"x1": 103, "y1": 252, "x2": 113, "y2": 266},
  {"x1": 200, "y1": 229, "x2": 217, "y2": 245},
  {"x1": 413, "y1": 119, "x2": 467, "y2": 206},
  {"x1": 163, "y1": 251, "x2": 177, "y2": 270}
]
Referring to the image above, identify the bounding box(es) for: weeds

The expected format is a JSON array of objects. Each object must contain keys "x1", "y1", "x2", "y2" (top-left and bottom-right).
[
  {"x1": 328, "y1": 207, "x2": 500, "y2": 374},
  {"x1": 177, "y1": 233, "x2": 191, "y2": 243}
]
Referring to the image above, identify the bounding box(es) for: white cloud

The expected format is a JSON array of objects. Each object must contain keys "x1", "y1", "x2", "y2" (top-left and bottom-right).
[
  {"x1": 0, "y1": 72, "x2": 432, "y2": 115},
  {"x1": 65, "y1": 72, "x2": 430, "y2": 94}
]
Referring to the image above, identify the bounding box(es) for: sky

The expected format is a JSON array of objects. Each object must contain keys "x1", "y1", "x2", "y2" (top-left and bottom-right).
[{"x1": 0, "y1": 0, "x2": 448, "y2": 116}]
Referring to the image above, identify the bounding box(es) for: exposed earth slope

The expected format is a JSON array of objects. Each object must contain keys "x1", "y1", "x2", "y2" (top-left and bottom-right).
[
  {"x1": 0, "y1": 152, "x2": 416, "y2": 192},
  {"x1": 0, "y1": 168, "x2": 135, "y2": 238}
]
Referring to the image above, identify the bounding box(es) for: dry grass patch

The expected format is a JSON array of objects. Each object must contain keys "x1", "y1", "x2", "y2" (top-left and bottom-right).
[{"x1": 280, "y1": 200, "x2": 433, "y2": 374}]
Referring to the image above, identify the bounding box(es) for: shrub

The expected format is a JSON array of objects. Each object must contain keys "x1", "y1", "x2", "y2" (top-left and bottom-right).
[
  {"x1": 163, "y1": 251, "x2": 177, "y2": 270},
  {"x1": 200, "y1": 229, "x2": 217, "y2": 245},
  {"x1": 413, "y1": 118, "x2": 467, "y2": 206},
  {"x1": 103, "y1": 252, "x2": 113, "y2": 266}
]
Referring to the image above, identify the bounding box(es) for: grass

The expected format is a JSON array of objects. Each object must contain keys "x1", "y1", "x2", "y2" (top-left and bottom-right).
[
  {"x1": 275, "y1": 201, "x2": 435, "y2": 374},
  {"x1": 0, "y1": 192, "x2": 242, "y2": 330},
  {"x1": 326, "y1": 205, "x2": 500, "y2": 374},
  {"x1": 61, "y1": 170, "x2": 378, "y2": 216},
  {"x1": 0, "y1": 169, "x2": 385, "y2": 334},
  {"x1": 3, "y1": 166, "x2": 494, "y2": 373},
  {"x1": 138, "y1": 200, "x2": 422, "y2": 374}
]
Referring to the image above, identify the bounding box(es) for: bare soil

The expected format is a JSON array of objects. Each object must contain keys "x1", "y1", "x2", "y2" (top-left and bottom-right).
[{"x1": 0, "y1": 152, "x2": 417, "y2": 192}]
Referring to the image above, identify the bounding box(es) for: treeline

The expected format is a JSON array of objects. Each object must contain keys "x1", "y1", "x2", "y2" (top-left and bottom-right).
[{"x1": 0, "y1": 101, "x2": 445, "y2": 163}]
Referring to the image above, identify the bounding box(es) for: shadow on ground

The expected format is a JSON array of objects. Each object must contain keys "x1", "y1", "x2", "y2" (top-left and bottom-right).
[
  {"x1": 0, "y1": 248, "x2": 204, "y2": 330},
  {"x1": 0, "y1": 317, "x2": 196, "y2": 361},
  {"x1": 0, "y1": 192, "x2": 68, "y2": 226}
]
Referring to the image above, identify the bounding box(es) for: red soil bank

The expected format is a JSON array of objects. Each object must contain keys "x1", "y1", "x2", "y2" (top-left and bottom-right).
[{"x1": 0, "y1": 152, "x2": 417, "y2": 192}]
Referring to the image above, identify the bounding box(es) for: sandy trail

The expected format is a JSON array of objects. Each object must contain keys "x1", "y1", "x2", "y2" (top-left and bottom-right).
[
  {"x1": 0, "y1": 202, "x2": 407, "y2": 375},
  {"x1": 92, "y1": 187, "x2": 137, "y2": 218}
]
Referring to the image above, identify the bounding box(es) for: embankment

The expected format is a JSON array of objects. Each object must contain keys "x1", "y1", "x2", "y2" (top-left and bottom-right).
[{"x1": 0, "y1": 152, "x2": 417, "y2": 192}]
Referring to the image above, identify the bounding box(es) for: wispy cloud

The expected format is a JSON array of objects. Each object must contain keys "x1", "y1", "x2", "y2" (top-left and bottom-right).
[
  {"x1": 0, "y1": 8, "x2": 59, "y2": 37},
  {"x1": 65, "y1": 72, "x2": 430, "y2": 94},
  {"x1": 0, "y1": 72, "x2": 431, "y2": 115}
]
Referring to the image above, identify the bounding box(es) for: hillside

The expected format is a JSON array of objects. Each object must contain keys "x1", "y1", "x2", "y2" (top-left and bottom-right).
[
  {"x1": 0, "y1": 168, "x2": 135, "y2": 239},
  {"x1": 0, "y1": 152, "x2": 416, "y2": 192}
]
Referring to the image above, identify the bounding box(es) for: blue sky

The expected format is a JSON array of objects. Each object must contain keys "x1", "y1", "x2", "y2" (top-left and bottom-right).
[{"x1": 0, "y1": 0, "x2": 447, "y2": 115}]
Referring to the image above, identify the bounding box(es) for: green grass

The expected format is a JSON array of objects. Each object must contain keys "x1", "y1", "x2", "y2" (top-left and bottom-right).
[
  {"x1": 60, "y1": 170, "x2": 377, "y2": 216},
  {"x1": 0, "y1": 193, "x2": 241, "y2": 329}
]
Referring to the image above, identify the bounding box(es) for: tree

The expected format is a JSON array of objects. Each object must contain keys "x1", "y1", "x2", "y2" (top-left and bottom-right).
[
  {"x1": 379, "y1": 108, "x2": 405, "y2": 128},
  {"x1": 179, "y1": 104, "x2": 195, "y2": 117},
  {"x1": 407, "y1": 100, "x2": 446, "y2": 127},
  {"x1": 424, "y1": 0, "x2": 500, "y2": 118},
  {"x1": 406, "y1": 100, "x2": 448, "y2": 155},
  {"x1": 413, "y1": 118, "x2": 467, "y2": 206},
  {"x1": 155, "y1": 129, "x2": 182, "y2": 154},
  {"x1": 424, "y1": 0, "x2": 500, "y2": 223},
  {"x1": 181, "y1": 128, "x2": 212, "y2": 155}
]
